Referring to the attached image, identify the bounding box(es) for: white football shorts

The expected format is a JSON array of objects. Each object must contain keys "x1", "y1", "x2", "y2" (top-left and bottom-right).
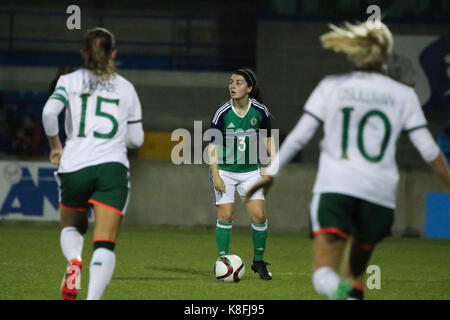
[{"x1": 209, "y1": 169, "x2": 265, "y2": 205}]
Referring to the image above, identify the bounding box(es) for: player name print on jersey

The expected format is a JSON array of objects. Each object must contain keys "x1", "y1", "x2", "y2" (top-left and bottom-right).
[
  {"x1": 338, "y1": 88, "x2": 396, "y2": 106},
  {"x1": 82, "y1": 79, "x2": 117, "y2": 93}
]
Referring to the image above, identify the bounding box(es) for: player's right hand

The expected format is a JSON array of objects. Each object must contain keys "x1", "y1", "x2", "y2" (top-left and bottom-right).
[
  {"x1": 50, "y1": 148, "x2": 63, "y2": 166},
  {"x1": 213, "y1": 176, "x2": 226, "y2": 193}
]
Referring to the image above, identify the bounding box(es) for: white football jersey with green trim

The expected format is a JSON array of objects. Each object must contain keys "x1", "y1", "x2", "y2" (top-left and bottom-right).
[
  {"x1": 304, "y1": 71, "x2": 427, "y2": 208},
  {"x1": 49, "y1": 69, "x2": 142, "y2": 173}
]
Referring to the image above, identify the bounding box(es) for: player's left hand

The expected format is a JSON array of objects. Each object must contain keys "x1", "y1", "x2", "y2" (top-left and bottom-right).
[{"x1": 245, "y1": 175, "x2": 274, "y2": 202}]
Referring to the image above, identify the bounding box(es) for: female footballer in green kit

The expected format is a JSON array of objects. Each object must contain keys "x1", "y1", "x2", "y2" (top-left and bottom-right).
[
  {"x1": 209, "y1": 68, "x2": 274, "y2": 280},
  {"x1": 42, "y1": 27, "x2": 144, "y2": 300}
]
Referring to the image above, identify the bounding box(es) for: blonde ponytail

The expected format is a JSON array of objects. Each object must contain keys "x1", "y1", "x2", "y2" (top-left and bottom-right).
[{"x1": 320, "y1": 21, "x2": 393, "y2": 70}]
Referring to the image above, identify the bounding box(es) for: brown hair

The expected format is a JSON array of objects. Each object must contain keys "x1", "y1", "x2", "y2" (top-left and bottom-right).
[
  {"x1": 233, "y1": 68, "x2": 263, "y2": 103},
  {"x1": 83, "y1": 27, "x2": 116, "y2": 80}
]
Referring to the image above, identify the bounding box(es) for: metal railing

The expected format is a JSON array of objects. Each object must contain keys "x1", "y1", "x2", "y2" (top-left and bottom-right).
[{"x1": 0, "y1": 9, "x2": 256, "y2": 70}]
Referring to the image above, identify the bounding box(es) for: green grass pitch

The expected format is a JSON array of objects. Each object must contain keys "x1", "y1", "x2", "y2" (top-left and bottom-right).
[{"x1": 0, "y1": 223, "x2": 449, "y2": 300}]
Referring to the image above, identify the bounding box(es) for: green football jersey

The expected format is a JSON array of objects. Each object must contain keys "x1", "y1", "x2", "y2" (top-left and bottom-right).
[{"x1": 210, "y1": 98, "x2": 271, "y2": 173}]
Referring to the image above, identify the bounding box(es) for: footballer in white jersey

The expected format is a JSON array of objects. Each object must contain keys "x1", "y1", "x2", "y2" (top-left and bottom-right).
[
  {"x1": 49, "y1": 68, "x2": 142, "y2": 173},
  {"x1": 42, "y1": 27, "x2": 144, "y2": 301},
  {"x1": 246, "y1": 21, "x2": 449, "y2": 300},
  {"x1": 304, "y1": 70, "x2": 427, "y2": 209}
]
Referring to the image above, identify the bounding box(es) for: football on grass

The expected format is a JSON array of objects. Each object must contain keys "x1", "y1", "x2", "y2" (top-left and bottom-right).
[{"x1": 215, "y1": 254, "x2": 245, "y2": 282}]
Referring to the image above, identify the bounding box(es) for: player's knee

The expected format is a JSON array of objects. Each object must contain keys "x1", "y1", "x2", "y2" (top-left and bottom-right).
[
  {"x1": 217, "y1": 207, "x2": 233, "y2": 223},
  {"x1": 247, "y1": 205, "x2": 265, "y2": 224},
  {"x1": 218, "y1": 215, "x2": 232, "y2": 223},
  {"x1": 250, "y1": 212, "x2": 266, "y2": 225}
]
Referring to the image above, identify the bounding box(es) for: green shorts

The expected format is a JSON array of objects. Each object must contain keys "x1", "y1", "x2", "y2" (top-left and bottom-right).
[
  {"x1": 309, "y1": 193, "x2": 394, "y2": 249},
  {"x1": 55, "y1": 162, "x2": 130, "y2": 216}
]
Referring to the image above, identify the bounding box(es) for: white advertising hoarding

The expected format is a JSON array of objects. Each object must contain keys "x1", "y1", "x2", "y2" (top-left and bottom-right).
[{"x1": 0, "y1": 160, "x2": 59, "y2": 221}]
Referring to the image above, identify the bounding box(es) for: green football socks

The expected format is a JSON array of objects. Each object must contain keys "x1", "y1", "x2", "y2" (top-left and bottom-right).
[
  {"x1": 216, "y1": 219, "x2": 268, "y2": 261},
  {"x1": 251, "y1": 221, "x2": 268, "y2": 262},
  {"x1": 216, "y1": 219, "x2": 232, "y2": 256}
]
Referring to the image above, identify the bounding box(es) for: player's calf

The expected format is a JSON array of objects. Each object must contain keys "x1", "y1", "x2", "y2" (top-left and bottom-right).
[
  {"x1": 346, "y1": 241, "x2": 374, "y2": 300},
  {"x1": 86, "y1": 240, "x2": 116, "y2": 300}
]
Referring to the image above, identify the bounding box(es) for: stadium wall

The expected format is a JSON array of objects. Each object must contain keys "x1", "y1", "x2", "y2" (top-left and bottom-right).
[
  {"x1": 0, "y1": 159, "x2": 446, "y2": 237},
  {"x1": 124, "y1": 160, "x2": 448, "y2": 237}
]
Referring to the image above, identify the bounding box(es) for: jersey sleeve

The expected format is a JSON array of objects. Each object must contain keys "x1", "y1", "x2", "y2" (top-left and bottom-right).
[
  {"x1": 128, "y1": 85, "x2": 143, "y2": 124},
  {"x1": 303, "y1": 78, "x2": 328, "y2": 123},
  {"x1": 49, "y1": 76, "x2": 69, "y2": 105},
  {"x1": 42, "y1": 98, "x2": 65, "y2": 136},
  {"x1": 408, "y1": 127, "x2": 440, "y2": 163},
  {"x1": 402, "y1": 89, "x2": 428, "y2": 132},
  {"x1": 210, "y1": 110, "x2": 224, "y2": 130},
  {"x1": 126, "y1": 85, "x2": 144, "y2": 148},
  {"x1": 260, "y1": 117, "x2": 272, "y2": 138},
  {"x1": 259, "y1": 108, "x2": 272, "y2": 137},
  {"x1": 209, "y1": 109, "x2": 225, "y2": 143}
]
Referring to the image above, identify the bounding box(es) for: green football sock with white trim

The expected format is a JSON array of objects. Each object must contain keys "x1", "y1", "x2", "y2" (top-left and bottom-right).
[
  {"x1": 251, "y1": 220, "x2": 268, "y2": 261},
  {"x1": 216, "y1": 219, "x2": 232, "y2": 256}
]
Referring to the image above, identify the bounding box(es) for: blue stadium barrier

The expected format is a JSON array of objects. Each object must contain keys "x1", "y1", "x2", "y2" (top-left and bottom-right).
[
  {"x1": 2, "y1": 90, "x2": 22, "y2": 105},
  {"x1": 0, "y1": 50, "x2": 253, "y2": 71},
  {"x1": 0, "y1": 51, "x2": 171, "y2": 70},
  {"x1": 425, "y1": 192, "x2": 450, "y2": 239},
  {"x1": 0, "y1": 89, "x2": 58, "y2": 156},
  {"x1": 0, "y1": 9, "x2": 256, "y2": 71},
  {"x1": 1, "y1": 90, "x2": 47, "y2": 115}
]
